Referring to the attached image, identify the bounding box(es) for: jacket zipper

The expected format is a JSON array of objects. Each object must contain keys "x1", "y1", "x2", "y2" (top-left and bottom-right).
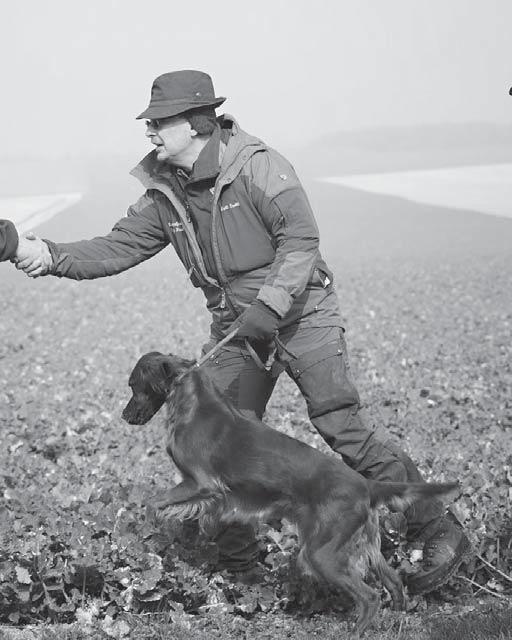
[
  {"x1": 184, "y1": 199, "x2": 192, "y2": 223},
  {"x1": 210, "y1": 163, "x2": 251, "y2": 318},
  {"x1": 183, "y1": 194, "x2": 227, "y2": 308}
]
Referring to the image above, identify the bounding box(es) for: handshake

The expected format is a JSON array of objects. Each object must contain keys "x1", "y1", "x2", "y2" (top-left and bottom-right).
[{"x1": 14, "y1": 233, "x2": 53, "y2": 278}]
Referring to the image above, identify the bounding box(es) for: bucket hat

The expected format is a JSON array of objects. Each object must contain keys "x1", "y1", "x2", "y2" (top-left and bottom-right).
[{"x1": 136, "y1": 70, "x2": 226, "y2": 120}]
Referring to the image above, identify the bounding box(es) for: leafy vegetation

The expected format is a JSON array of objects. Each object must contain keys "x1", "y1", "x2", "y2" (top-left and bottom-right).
[{"x1": 1, "y1": 247, "x2": 511, "y2": 637}]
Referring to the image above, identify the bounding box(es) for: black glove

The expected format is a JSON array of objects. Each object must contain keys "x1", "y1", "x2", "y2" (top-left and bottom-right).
[{"x1": 235, "y1": 299, "x2": 280, "y2": 342}]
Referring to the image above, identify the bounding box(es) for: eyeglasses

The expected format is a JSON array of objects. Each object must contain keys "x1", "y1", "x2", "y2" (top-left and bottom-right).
[
  {"x1": 145, "y1": 119, "x2": 163, "y2": 130},
  {"x1": 145, "y1": 116, "x2": 178, "y2": 130}
]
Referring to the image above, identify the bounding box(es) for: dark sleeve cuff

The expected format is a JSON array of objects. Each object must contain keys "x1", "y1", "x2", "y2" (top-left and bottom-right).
[
  {"x1": 0, "y1": 220, "x2": 19, "y2": 262},
  {"x1": 43, "y1": 239, "x2": 59, "y2": 273}
]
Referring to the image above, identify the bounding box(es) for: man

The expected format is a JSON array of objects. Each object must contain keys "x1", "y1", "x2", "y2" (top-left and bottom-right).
[{"x1": 13, "y1": 70, "x2": 470, "y2": 594}]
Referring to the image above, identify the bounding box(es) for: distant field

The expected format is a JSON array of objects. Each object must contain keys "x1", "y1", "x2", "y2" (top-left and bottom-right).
[
  {"x1": 0, "y1": 194, "x2": 83, "y2": 234},
  {"x1": 321, "y1": 163, "x2": 512, "y2": 220}
]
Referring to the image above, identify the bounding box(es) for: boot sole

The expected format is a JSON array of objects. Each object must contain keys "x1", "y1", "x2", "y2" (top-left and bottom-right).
[{"x1": 406, "y1": 535, "x2": 472, "y2": 595}]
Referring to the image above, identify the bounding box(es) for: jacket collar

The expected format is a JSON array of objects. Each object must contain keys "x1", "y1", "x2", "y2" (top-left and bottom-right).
[{"x1": 187, "y1": 122, "x2": 221, "y2": 183}]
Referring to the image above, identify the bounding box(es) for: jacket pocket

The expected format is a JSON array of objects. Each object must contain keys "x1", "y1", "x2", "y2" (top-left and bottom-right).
[
  {"x1": 215, "y1": 204, "x2": 276, "y2": 276},
  {"x1": 287, "y1": 330, "x2": 360, "y2": 419}
]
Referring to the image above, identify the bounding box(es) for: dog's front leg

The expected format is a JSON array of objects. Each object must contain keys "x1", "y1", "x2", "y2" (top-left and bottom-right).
[{"x1": 151, "y1": 478, "x2": 213, "y2": 510}]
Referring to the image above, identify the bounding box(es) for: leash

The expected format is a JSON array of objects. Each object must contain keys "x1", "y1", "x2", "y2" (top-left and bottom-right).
[
  {"x1": 194, "y1": 327, "x2": 280, "y2": 372},
  {"x1": 195, "y1": 327, "x2": 240, "y2": 368}
]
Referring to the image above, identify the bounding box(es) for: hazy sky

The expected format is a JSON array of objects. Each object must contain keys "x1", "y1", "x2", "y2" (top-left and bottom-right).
[{"x1": 2, "y1": 0, "x2": 511, "y2": 159}]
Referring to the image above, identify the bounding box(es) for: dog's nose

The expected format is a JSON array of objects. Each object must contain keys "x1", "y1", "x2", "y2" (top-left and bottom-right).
[
  {"x1": 121, "y1": 407, "x2": 135, "y2": 423},
  {"x1": 122, "y1": 406, "x2": 148, "y2": 425}
]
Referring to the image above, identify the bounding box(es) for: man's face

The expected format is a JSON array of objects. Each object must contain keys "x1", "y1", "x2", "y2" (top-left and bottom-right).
[{"x1": 145, "y1": 116, "x2": 196, "y2": 164}]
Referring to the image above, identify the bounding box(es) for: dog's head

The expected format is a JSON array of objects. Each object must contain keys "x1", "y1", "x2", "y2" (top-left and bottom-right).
[{"x1": 122, "y1": 352, "x2": 195, "y2": 425}]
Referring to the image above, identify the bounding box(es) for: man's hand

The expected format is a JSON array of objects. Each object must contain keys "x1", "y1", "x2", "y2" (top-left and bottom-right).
[
  {"x1": 235, "y1": 299, "x2": 280, "y2": 343},
  {"x1": 14, "y1": 233, "x2": 53, "y2": 278}
]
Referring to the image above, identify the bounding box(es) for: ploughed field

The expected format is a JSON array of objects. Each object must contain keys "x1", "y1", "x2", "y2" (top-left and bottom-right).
[{"x1": 1, "y1": 190, "x2": 512, "y2": 638}]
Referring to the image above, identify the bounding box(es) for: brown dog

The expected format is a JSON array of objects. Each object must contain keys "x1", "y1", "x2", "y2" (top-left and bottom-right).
[{"x1": 122, "y1": 351, "x2": 457, "y2": 637}]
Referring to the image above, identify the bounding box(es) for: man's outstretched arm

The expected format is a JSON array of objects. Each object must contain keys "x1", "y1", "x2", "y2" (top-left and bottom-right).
[{"x1": 14, "y1": 192, "x2": 170, "y2": 280}]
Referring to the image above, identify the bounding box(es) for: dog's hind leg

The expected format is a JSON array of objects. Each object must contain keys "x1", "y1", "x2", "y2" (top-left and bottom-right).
[
  {"x1": 310, "y1": 538, "x2": 379, "y2": 638},
  {"x1": 300, "y1": 510, "x2": 380, "y2": 638},
  {"x1": 364, "y1": 512, "x2": 405, "y2": 611}
]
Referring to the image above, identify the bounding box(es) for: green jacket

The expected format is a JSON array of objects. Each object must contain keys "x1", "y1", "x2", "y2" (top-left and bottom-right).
[{"x1": 46, "y1": 116, "x2": 335, "y2": 335}]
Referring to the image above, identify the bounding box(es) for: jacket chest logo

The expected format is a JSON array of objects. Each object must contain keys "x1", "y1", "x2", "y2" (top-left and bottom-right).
[
  {"x1": 168, "y1": 221, "x2": 184, "y2": 233},
  {"x1": 220, "y1": 201, "x2": 240, "y2": 212}
]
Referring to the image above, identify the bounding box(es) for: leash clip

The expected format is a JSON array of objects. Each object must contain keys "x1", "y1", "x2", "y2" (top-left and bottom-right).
[{"x1": 244, "y1": 338, "x2": 276, "y2": 372}]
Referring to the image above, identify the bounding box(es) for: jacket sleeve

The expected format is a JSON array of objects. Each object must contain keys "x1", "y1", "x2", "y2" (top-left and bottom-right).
[
  {"x1": 0, "y1": 219, "x2": 19, "y2": 262},
  {"x1": 248, "y1": 149, "x2": 320, "y2": 318},
  {"x1": 45, "y1": 191, "x2": 170, "y2": 280}
]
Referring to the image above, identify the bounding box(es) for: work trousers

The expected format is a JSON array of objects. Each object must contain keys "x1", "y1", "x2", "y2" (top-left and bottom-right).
[{"x1": 201, "y1": 321, "x2": 445, "y2": 570}]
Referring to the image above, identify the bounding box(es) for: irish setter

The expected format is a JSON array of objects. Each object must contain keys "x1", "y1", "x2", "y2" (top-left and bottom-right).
[{"x1": 122, "y1": 351, "x2": 457, "y2": 637}]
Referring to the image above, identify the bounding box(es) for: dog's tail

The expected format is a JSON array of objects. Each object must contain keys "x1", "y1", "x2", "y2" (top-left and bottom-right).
[{"x1": 367, "y1": 480, "x2": 458, "y2": 512}]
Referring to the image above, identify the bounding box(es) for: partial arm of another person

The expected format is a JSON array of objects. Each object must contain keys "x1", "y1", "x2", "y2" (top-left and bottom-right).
[
  {"x1": 0, "y1": 219, "x2": 48, "y2": 276},
  {"x1": 0, "y1": 219, "x2": 19, "y2": 262},
  {"x1": 14, "y1": 192, "x2": 170, "y2": 280}
]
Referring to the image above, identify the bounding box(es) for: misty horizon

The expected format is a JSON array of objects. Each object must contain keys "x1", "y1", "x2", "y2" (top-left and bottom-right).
[{"x1": 3, "y1": 0, "x2": 512, "y2": 161}]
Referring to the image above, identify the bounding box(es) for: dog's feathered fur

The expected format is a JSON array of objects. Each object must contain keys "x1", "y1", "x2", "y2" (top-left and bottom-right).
[{"x1": 123, "y1": 352, "x2": 457, "y2": 637}]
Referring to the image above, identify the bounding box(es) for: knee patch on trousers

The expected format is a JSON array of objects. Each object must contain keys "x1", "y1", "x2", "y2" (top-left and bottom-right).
[{"x1": 287, "y1": 335, "x2": 360, "y2": 419}]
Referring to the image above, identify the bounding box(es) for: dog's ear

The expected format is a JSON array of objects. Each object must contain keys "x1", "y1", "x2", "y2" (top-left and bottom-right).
[
  {"x1": 145, "y1": 354, "x2": 178, "y2": 397},
  {"x1": 151, "y1": 354, "x2": 196, "y2": 393},
  {"x1": 129, "y1": 352, "x2": 193, "y2": 399}
]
